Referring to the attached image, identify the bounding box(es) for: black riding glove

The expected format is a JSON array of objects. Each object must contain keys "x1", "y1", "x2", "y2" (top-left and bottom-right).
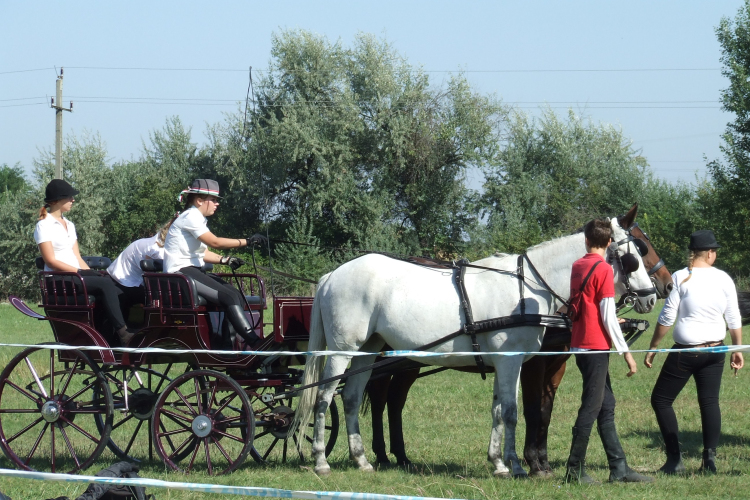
[
  {"x1": 220, "y1": 255, "x2": 245, "y2": 271},
  {"x1": 246, "y1": 233, "x2": 268, "y2": 247}
]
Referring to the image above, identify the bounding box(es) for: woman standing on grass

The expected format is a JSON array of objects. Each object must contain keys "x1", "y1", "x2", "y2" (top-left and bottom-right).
[
  {"x1": 34, "y1": 179, "x2": 137, "y2": 346},
  {"x1": 644, "y1": 230, "x2": 743, "y2": 474}
]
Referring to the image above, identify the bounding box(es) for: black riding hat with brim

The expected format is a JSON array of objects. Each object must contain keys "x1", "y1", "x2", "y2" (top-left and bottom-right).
[
  {"x1": 44, "y1": 179, "x2": 79, "y2": 203},
  {"x1": 688, "y1": 230, "x2": 721, "y2": 251}
]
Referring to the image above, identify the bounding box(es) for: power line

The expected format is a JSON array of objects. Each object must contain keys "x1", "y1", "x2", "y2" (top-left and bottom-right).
[{"x1": 1, "y1": 66, "x2": 724, "y2": 76}]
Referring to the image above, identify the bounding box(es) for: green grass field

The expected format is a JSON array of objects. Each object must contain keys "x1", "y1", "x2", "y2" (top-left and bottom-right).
[{"x1": 0, "y1": 300, "x2": 749, "y2": 500}]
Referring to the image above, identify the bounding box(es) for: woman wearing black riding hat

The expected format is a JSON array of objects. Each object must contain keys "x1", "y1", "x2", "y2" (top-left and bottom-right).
[
  {"x1": 34, "y1": 179, "x2": 137, "y2": 345},
  {"x1": 645, "y1": 230, "x2": 743, "y2": 475},
  {"x1": 163, "y1": 179, "x2": 267, "y2": 347}
]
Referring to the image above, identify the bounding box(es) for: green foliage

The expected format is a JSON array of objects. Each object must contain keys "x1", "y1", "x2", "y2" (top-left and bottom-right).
[
  {"x1": 0, "y1": 163, "x2": 28, "y2": 195},
  {"x1": 480, "y1": 109, "x2": 649, "y2": 253},
  {"x1": 707, "y1": 1, "x2": 750, "y2": 278},
  {"x1": 230, "y1": 29, "x2": 507, "y2": 256}
]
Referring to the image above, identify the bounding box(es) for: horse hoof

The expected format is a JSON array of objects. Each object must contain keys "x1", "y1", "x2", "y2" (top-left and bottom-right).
[
  {"x1": 360, "y1": 464, "x2": 375, "y2": 473},
  {"x1": 314, "y1": 466, "x2": 332, "y2": 476},
  {"x1": 513, "y1": 471, "x2": 529, "y2": 479},
  {"x1": 493, "y1": 470, "x2": 512, "y2": 478},
  {"x1": 529, "y1": 470, "x2": 552, "y2": 479}
]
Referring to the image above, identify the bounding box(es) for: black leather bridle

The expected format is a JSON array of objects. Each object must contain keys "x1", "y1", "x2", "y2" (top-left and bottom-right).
[{"x1": 609, "y1": 224, "x2": 658, "y2": 308}]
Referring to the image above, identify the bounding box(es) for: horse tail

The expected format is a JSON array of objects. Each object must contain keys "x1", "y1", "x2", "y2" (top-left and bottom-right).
[
  {"x1": 290, "y1": 273, "x2": 331, "y2": 447},
  {"x1": 738, "y1": 291, "x2": 750, "y2": 322}
]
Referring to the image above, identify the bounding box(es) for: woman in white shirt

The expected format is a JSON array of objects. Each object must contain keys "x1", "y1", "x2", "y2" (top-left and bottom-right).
[
  {"x1": 34, "y1": 179, "x2": 136, "y2": 346},
  {"x1": 106, "y1": 223, "x2": 170, "y2": 316},
  {"x1": 644, "y1": 230, "x2": 743, "y2": 475},
  {"x1": 163, "y1": 179, "x2": 266, "y2": 347}
]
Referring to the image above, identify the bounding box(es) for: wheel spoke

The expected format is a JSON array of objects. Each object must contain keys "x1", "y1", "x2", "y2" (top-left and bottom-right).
[
  {"x1": 58, "y1": 425, "x2": 82, "y2": 470},
  {"x1": 57, "y1": 362, "x2": 80, "y2": 397},
  {"x1": 58, "y1": 415, "x2": 101, "y2": 445},
  {"x1": 166, "y1": 433, "x2": 195, "y2": 461},
  {"x1": 172, "y1": 387, "x2": 198, "y2": 416},
  {"x1": 212, "y1": 428, "x2": 245, "y2": 443},
  {"x1": 194, "y1": 377, "x2": 204, "y2": 414},
  {"x1": 6, "y1": 417, "x2": 44, "y2": 444},
  {"x1": 24, "y1": 422, "x2": 49, "y2": 466},
  {"x1": 161, "y1": 408, "x2": 194, "y2": 426},
  {"x1": 3, "y1": 379, "x2": 42, "y2": 406},
  {"x1": 212, "y1": 392, "x2": 239, "y2": 416},
  {"x1": 159, "y1": 427, "x2": 192, "y2": 438},
  {"x1": 211, "y1": 436, "x2": 232, "y2": 462},
  {"x1": 49, "y1": 351, "x2": 55, "y2": 397},
  {"x1": 111, "y1": 413, "x2": 135, "y2": 431},
  {"x1": 50, "y1": 421, "x2": 56, "y2": 472},
  {"x1": 154, "y1": 363, "x2": 173, "y2": 393},
  {"x1": 63, "y1": 379, "x2": 99, "y2": 405},
  {"x1": 203, "y1": 438, "x2": 213, "y2": 475},
  {"x1": 24, "y1": 357, "x2": 48, "y2": 399},
  {"x1": 122, "y1": 419, "x2": 144, "y2": 456},
  {"x1": 263, "y1": 438, "x2": 280, "y2": 461},
  {"x1": 186, "y1": 436, "x2": 201, "y2": 472}
]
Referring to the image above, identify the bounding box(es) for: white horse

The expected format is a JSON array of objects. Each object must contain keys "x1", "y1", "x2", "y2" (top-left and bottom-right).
[{"x1": 293, "y1": 212, "x2": 656, "y2": 478}]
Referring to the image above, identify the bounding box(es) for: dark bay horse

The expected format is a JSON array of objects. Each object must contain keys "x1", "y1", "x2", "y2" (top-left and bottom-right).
[{"x1": 365, "y1": 205, "x2": 674, "y2": 472}]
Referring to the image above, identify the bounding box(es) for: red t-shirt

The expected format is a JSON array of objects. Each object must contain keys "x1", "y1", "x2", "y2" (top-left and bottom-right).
[{"x1": 570, "y1": 253, "x2": 614, "y2": 350}]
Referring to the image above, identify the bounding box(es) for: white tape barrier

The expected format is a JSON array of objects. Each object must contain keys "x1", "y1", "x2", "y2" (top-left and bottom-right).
[
  {"x1": 0, "y1": 468, "x2": 465, "y2": 500},
  {"x1": 0, "y1": 342, "x2": 746, "y2": 357}
]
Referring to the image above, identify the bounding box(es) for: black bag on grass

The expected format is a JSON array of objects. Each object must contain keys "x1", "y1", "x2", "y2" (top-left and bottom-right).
[{"x1": 75, "y1": 462, "x2": 152, "y2": 500}]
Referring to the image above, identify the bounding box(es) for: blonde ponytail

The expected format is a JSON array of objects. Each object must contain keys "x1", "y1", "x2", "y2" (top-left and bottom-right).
[
  {"x1": 680, "y1": 250, "x2": 709, "y2": 284},
  {"x1": 156, "y1": 214, "x2": 179, "y2": 247}
]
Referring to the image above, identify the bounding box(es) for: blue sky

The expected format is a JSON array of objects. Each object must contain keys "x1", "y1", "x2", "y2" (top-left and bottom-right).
[{"x1": 1, "y1": 1, "x2": 745, "y2": 186}]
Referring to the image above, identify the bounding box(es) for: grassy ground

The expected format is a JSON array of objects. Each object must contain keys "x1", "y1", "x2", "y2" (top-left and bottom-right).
[{"x1": 0, "y1": 300, "x2": 749, "y2": 499}]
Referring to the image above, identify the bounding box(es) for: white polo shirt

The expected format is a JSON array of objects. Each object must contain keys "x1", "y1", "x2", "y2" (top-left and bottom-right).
[
  {"x1": 107, "y1": 235, "x2": 165, "y2": 287},
  {"x1": 33, "y1": 214, "x2": 79, "y2": 271},
  {"x1": 163, "y1": 207, "x2": 210, "y2": 273}
]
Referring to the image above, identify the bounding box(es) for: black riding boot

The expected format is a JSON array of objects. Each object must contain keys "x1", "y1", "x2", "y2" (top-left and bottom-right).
[
  {"x1": 564, "y1": 425, "x2": 600, "y2": 484},
  {"x1": 224, "y1": 305, "x2": 261, "y2": 345},
  {"x1": 658, "y1": 434, "x2": 686, "y2": 475},
  {"x1": 598, "y1": 422, "x2": 653, "y2": 483},
  {"x1": 700, "y1": 448, "x2": 717, "y2": 474}
]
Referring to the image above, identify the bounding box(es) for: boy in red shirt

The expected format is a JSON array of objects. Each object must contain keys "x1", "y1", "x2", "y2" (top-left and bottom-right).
[{"x1": 564, "y1": 218, "x2": 652, "y2": 484}]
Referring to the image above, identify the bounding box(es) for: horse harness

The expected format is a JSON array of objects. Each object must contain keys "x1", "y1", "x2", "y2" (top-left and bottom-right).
[{"x1": 269, "y1": 225, "x2": 656, "y2": 399}]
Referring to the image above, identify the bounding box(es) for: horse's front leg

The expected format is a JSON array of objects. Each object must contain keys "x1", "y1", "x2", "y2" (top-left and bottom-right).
[
  {"x1": 488, "y1": 355, "x2": 527, "y2": 478},
  {"x1": 341, "y1": 354, "x2": 378, "y2": 472},
  {"x1": 312, "y1": 355, "x2": 351, "y2": 476}
]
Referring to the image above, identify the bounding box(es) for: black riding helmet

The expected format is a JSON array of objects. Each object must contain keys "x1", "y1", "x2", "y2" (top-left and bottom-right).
[{"x1": 44, "y1": 179, "x2": 79, "y2": 203}]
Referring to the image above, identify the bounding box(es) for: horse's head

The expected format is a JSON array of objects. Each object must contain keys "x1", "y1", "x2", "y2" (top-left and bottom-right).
[
  {"x1": 609, "y1": 206, "x2": 657, "y2": 313},
  {"x1": 625, "y1": 221, "x2": 673, "y2": 299}
]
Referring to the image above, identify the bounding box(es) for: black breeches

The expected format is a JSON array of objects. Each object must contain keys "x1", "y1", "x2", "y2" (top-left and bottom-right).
[
  {"x1": 81, "y1": 275, "x2": 127, "y2": 330},
  {"x1": 574, "y1": 351, "x2": 616, "y2": 430},
  {"x1": 651, "y1": 347, "x2": 726, "y2": 450},
  {"x1": 177, "y1": 266, "x2": 244, "y2": 307}
]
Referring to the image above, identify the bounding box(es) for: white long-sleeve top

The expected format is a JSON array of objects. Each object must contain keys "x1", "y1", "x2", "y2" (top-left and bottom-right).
[
  {"x1": 657, "y1": 266, "x2": 741, "y2": 345},
  {"x1": 570, "y1": 297, "x2": 629, "y2": 354}
]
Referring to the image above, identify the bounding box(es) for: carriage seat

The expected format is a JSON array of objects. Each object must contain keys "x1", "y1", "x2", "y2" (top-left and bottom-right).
[
  {"x1": 140, "y1": 259, "x2": 208, "y2": 307},
  {"x1": 35, "y1": 256, "x2": 112, "y2": 271}
]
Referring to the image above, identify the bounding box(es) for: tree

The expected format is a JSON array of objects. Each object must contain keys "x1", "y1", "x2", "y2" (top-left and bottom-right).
[
  {"x1": 705, "y1": 1, "x2": 750, "y2": 277},
  {"x1": 224, "y1": 29, "x2": 506, "y2": 262},
  {"x1": 0, "y1": 163, "x2": 28, "y2": 195},
  {"x1": 480, "y1": 108, "x2": 649, "y2": 254}
]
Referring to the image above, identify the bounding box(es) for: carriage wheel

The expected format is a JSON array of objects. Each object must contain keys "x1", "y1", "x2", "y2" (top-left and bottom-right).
[
  {"x1": 96, "y1": 364, "x2": 185, "y2": 462},
  {"x1": 152, "y1": 370, "x2": 253, "y2": 475},
  {"x1": 0, "y1": 345, "x2": 113, "y2": 473},
  {"x1": 249, "y1": 387, "x2": 339, "y2": 463}
]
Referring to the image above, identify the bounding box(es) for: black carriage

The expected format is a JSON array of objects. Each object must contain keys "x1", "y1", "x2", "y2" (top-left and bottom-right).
[{"x1": 0, "y1": 257, "x2": 339, "y2": 475}]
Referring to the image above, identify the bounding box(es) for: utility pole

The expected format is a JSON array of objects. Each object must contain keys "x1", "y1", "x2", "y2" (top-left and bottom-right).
[{"x1": 50, "y1": 68, "x2": 73, "y2": 179}]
